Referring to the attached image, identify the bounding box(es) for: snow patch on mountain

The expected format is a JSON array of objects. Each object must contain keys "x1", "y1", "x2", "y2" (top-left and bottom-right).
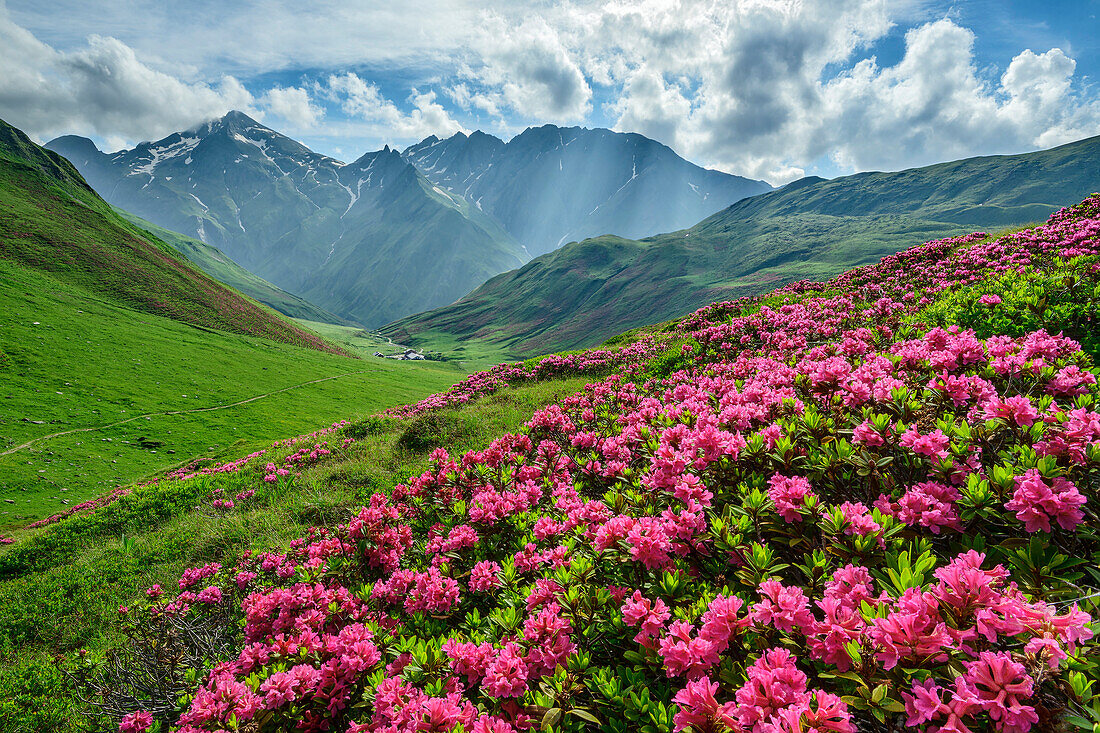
[{"x1": 128, "y1": 135, "x2": 200, "y2": 177}]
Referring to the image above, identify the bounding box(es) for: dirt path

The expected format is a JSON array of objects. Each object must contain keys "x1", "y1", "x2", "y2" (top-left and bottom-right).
[{"x1": 1, "y1": 370, "x2": 373, "y2": 457}]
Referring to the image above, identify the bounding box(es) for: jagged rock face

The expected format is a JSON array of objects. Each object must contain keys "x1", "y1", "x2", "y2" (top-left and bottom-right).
[
  {"x1": 48, "y1": 112, "x2": 526, "y2": 327},
  {"x1": 403, "y1": 125, "x2": 772, "y2": 257}
]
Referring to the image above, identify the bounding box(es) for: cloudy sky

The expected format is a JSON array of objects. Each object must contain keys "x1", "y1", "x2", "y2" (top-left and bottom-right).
[{"x1": 2, "y1": 0, "x2": 1098, "y2": 184}]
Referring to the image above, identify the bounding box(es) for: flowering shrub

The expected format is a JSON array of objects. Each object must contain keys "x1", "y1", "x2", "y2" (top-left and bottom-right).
[
  {"x1": 24, "y1": 485, "x2": 134, "y2": 529},
  {"x1": 101, "y1": 197, "x2": 1100, "y2": 733},
  {"x1": 921, "y1": 254, "x2": 1100, "y2": 358}
]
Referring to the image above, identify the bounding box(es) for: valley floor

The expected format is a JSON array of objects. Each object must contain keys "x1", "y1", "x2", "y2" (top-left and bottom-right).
[{"x1": 0, "y1": 263, "x2": 469, "y2": 531}]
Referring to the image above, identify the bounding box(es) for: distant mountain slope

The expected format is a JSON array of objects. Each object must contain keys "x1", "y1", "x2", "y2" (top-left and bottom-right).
[
  {"x1": 47, "y1": 112, "x2": 527, "y2": 327},
  {"x1": 403, "y1": 125, "x2": 772, "y2": 256},
  {"x1": 113, "y1": 208, "x2": 348, "y2": 325},
  {"x1": 0, "y1": 118, "x2": 340, "y2": 354},
  {"x1": 383, "y1": 134, "x2": 1100, "y2": 355}
]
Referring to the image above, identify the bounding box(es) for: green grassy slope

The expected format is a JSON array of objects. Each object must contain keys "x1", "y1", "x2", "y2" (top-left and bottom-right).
[
  {"x1": 114, "y1": 208, "x2": 348, "y2": 325},
  {"x1": 0, "y1": 258, "x2": 467, "y2": 528},
  {"x1": 383, "y1": 134, "x2": 1100, "y2": 356},
  {"x1": 0, "y1": 377, "x2": 590, "y2": 731},
  {"x1": 0, "y1": 119, "x2": 341, "y2": 354},
  {"x1": 0, "y1": 119, "x2": 471, "y2": 527}
]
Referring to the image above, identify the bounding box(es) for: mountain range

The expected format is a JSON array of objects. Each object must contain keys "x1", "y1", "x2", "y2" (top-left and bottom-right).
[
  {"x1": 383, "y1": 134, "x2": 1100, "y2": 355},
  {"x1": 45, "y1": 112, "x2": 523, "y2": 327},
  {"x1": 403, "y1": 126, "x2": 770, "y2": 256},
  {"x1": 38, "y1": 111, "x2": 1100, "y2": 359},
  {"x1": 47, "y1": 113, "x2": 766, "y2": 327}
]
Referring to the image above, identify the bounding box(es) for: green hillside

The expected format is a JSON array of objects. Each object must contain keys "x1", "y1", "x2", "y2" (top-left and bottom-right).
[
  {"x1": 383, "y1": 134, "x2": 1100, "y2": 356},
  {"x1": 0, "y1": 119, "x2": 469, "y2": 527},
  {"x1": 113, "y1": 208, "x2": 348, "y2": 325},
  {"x1": 0, "y1": 259, "x2": 468, "y2": 529},
  {"x1": 0, "y1": 119, "x2": 340, "y2": 353}
]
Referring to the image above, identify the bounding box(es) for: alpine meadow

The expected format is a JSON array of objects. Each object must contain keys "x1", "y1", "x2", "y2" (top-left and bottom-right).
[{"x1": 1, "y1": 3, "x2": 1100, "y2": 733}]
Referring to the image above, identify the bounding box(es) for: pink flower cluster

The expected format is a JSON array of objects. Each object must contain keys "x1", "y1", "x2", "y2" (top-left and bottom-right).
[
  {"x1": 114, "y1": 196, "x2": 1100, "y2": 733},
  {"x1": 1005, "y1": 469, "x2": 1086, "y2": 532},
  {"x1": 904, "y1": 652, "x2": 1038, "y2": 733}
]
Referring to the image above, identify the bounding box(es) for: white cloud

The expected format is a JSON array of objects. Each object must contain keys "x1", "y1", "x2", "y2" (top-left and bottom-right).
[
  {"x1": 323, "y1": 72, "x2": 467, "y2": 141},
  {"x1": 815, "y1": 20, "x2": 1100, "y2": 173},
  {"x1": 605, "y1": 0, "x2": 899, "y2": 181},
  {"x1": 608, "y1": 66, "x2": 692, "y2": 150},
  {"x1": 596, "y1": 4, "x2": 1100, "y2": 182},
  {"x1": 0, "y1": 11, "x2": 255, "y2": 145},
  {"x1": 817, "y1": 19, "x2": 1005, "y2": 171},
  {"x1": 261, "y1": 85, "x2": 323, "y2": 129},
  {"x1": 3, "y1": 1, "x2": 1099, "y2": 181},
  {"x1": 5, "y1": 0, "x2": 492, "y2": 79},
  {"x1": 468, "y1": 14, "x2": 592, "y2": 123},
  {"x1": 999, "y1": 48, "x2": 1094, "y2": 148}
]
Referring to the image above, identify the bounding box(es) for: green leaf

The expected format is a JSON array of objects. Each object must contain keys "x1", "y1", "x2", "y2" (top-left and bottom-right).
[
  {"x1": 871, "y1": 684, "x2": 887, "y2": 704},
  {"x1": 543, "y1": 707, "x2": 562, "y2": 730},
  {"x1": 569, "y1": 708, "x2": 603, "y2": 725}
]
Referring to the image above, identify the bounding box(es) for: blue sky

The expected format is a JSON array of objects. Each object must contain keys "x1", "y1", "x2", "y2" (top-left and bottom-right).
[{"x1": 2, "y1": 0, "x2": 1098, "y2": 184}]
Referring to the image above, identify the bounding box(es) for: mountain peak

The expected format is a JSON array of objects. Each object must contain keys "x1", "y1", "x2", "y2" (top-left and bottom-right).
[
  {"x1": 402, "y1": 122, "x2": 772, "y2": 257},
  {"x1": 185, "y1": 110, "x2": 267, "y2": 139},
  {"x1": 220, "y1": 109, "x2": 262, "y2": 127},
  {"x1": 349, "y1": 143, "x2": 410, "y2": 170},
  {"x1": 44, "y1": 134, "x2": 104, "y2": 166},
  {"x1": 4, "y1": 120, "x2": 94, "y2": 191},
  {"x1": 46, "y1": 134, "x2": 101, "y2": 153},
  {"x1": 782, "y1": 175, "x2": 826, "y2": 190}
]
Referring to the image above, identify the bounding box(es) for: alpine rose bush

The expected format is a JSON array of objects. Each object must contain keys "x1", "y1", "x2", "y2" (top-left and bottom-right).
[{"x1": 102, "y1": 197, "x2": 1100, "y2": 733}]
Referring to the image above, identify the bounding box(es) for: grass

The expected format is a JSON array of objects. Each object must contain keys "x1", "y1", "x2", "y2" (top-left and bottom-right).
[
  {"x1": 289, "y1": 319, "x2": 521, "y2": 373},
  {"x1": 290, "y1": 319, "x2": 400, "y2": 358},
  {"x1": 114, "y1": 208, "x2": 348, "y2": 326},
  {"x1": 0, "y1": 376, "x2": 592, "y2": 731},
  {"x1": 0, "y1": 260, "x2": 466, "y2": 530},
  {"x1": 376, "y1": 327, "x2": 520, "y2": 371}
]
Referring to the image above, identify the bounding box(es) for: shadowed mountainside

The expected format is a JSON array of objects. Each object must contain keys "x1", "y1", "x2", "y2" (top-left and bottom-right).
[{"x1": 383, "y1": 134, "x2": 1100, "y2": 356}]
